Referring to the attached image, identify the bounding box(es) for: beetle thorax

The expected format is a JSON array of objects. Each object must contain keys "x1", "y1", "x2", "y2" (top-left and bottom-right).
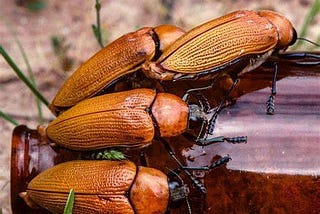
[
  {"x1": 257, "y1": 10, "x2": 296, "y2": 49},
  {"x1": 130, "y1": 166, "x2": 169, "y2": 213},
  {"x1": 151, "y1": 93, "x2": 189, "y2": 137}
]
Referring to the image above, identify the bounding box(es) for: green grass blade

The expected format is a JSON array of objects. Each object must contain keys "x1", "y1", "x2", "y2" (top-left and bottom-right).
[
  {"x1": 294, "y1": 0, "x2": 320, "y2": 49},
  {"x1": 0, "y1": 110, "x2": 18, "y2": 126},
  {"x1": 26, "y1": 1, "x2": 46, "y2": 11},
  {"x1": 3, "y1": 18, "x2": 45, "y2": 123},
  {"x1": 63, "y1": 189, "x2": 75, "y2": 214},
  {"x1": 10, "y1": 27, "x2": 44, "y2": 124},
  {"x1": 92, "y1": 0, "x2": 104, "y2": 48},
  {"x1": 0, "y1": 46, "x2": 49, "y2": 107}
]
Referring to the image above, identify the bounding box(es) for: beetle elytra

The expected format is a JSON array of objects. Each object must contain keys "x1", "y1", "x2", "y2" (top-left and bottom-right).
[{"x1": 50, "y1": 25, "x2": 185, "y2": 115}]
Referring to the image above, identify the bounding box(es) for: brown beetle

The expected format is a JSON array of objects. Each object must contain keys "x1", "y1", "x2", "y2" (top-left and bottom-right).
[
  {"x1": 141, "y1": 10, "x2": 298, "y2": 115},
  {"x1": 20, "y1": 160, "x2": 186, "y2": 214},
  {"x1": 20, "y1": 159, "x2": 233, "y2": 214},
  {"x1": 142, "y1": 10, "x2": 297, "y2": 81},
  {"x1": 50, "y1": 25, "x2": 185, "y2": 115},
  {"x1": 39, "y1": 88, "x2": 244, "y2": 193},
  {"x1": 40, "y1": 88, "x2": 246, "y2": 151}
]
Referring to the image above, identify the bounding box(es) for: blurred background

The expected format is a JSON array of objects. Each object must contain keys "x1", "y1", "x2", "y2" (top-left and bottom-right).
[{"x1": 0, "y1": 0, "x2": 319, "y2": 213}]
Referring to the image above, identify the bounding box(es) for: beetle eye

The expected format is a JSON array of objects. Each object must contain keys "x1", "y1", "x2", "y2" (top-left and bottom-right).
[
  {"x1": 188, "y1": 104, "x2": 206, "y2": 122},
  {"x1": 288, "y1": 28, "x2": 297, "y2": 46},
  {"x1": 169, "y1": 180, "x2": 181, "y2": 190}
]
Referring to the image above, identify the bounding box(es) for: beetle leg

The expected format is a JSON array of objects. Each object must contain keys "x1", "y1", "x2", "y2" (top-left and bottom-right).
[
  {"x1": 206, "y1": 79, "x2": 239, "y2": 135},
  {"x1": 266, "y1": 62, "x2": 278, "y2": 115},
  {"x1": 139, "y1": 149, "x2": 148, "y2": 166},
  {"x1": 181, "y1": 155, "x2": 231, "y2": 171},
  {"x1": 192, "y1": 91, "x2": 211, "y2": 113},
  {"x1": 159, "y1": 138, "x2": 207, "y2": 194}
]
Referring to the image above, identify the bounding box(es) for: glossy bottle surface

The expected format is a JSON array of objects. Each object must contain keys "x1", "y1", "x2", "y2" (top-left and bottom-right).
[{"x1": 11, "y1": 58, "x2": 320, "y2": 213}]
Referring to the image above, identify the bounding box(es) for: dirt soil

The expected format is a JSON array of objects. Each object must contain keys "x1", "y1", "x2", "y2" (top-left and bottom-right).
[{"x1": 0, "y1": 0, "x2": 319, "y2": 213}]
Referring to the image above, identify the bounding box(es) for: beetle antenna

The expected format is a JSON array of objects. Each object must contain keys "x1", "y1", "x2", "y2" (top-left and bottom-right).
[
  {"x1": 159, "y1": 138, "x2": 207, "y2": 194},
  {"x1": 196, "y1": 120, "x2": 207, "y2": 142},
  {"x1": 167, "y1": 168, "x2": 192, "y2": 214},
  {"x1": 272, "y1": 52, "x2": 320, "y2": 66},
  {"x1": 296, "y1": 37, "x2": 320, "y2": 47},
  {"x1": 195, "y1": 135, "x2": 247, "y2": 146},
  {"x1": 182, "y1": 83, "x2": 214, "y2": 102}
]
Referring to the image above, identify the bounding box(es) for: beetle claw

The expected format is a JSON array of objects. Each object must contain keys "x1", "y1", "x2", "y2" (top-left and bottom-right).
[{"x1": 266, "y1": 95, "x2": 275, "y2": 115}]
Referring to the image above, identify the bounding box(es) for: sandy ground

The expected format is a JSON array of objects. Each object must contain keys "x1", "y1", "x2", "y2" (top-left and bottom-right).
[{"x1": 0, "y1": 0, "x2": 319, "y2": 213}]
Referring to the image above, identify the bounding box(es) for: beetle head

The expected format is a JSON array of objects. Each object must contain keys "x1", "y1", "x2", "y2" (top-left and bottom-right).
[
  {"x1": 258, "y1": 10, "x2": 297, "y2": 50},
  {"x1": 169, "y1": 180, "x2": 190, "y2": 206},
  {"x1": 188, "y1": 104, "x2": 207, "y2": 123},
  {"x1": 168, "y1": 170, "x2": 191, "y2": 214}
]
